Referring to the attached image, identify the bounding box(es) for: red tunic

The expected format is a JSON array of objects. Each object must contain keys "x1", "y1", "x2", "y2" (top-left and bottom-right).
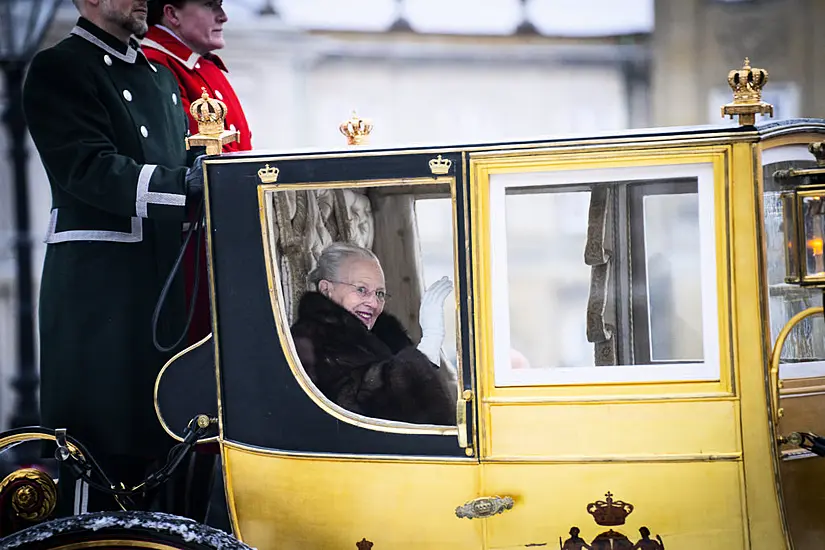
[
  {"x1": 142, "y1": 26, "x2": 253, "y2": 345},
  {"x1": 141, "y1": 26, "x2": 252, "y2": 151}
]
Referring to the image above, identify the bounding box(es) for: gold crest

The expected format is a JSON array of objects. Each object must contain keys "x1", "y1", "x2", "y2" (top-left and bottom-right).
[
  {"x1": 429, "y1": 155, "x2": 451, "y2": 175},
  {"x1": 258, "y1": 164, "x2": 280, "y2": 184}
]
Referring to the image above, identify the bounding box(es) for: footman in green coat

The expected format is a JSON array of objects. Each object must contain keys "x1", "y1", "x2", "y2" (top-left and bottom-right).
[{"x1": 22, "y1": 0, "x2": 204, "y2": 514}]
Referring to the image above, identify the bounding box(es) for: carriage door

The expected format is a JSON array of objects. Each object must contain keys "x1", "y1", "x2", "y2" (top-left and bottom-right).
[
  {"x1": 468, "y1": 149, "x2": 749, "y2": 549},
  {"x1": 764, "y1": 143, "x2": 825, "y2": 550}
]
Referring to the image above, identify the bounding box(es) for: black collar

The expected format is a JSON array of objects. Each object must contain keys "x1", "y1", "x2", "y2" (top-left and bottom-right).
[{"x1": 70, "y1": 17, "x2": 143, "y2": 64}]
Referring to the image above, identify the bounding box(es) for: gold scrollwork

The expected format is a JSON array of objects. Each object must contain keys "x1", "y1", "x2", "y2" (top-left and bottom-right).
[
  {"x1": 455, "y1": 495, "x2": 514, "y2": 519},
  {"x1": 0, "y1": 468, "x2": 57, "y2": 522}
]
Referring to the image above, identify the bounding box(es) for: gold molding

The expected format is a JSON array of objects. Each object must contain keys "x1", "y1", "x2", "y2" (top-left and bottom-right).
[
  {"x1": 222, "y1": 438, "x2": 476, "y2": 463},
  {"x1": 196, "y1": 131, "x2": 762, "y2": 169},
  {"x1": 482, "y1": 452, "x2": 743, "y2": 464},
  {"x1": 51, "y1": 542, "x2": 181, "y2": 550},
  {"x1": 153, "y1": 333, "x2": 218, "y2": 444},
  {"x1": 761, "y1": 132, "x2": 825, "y2": 151},
  {"x1": 482, "y1": 393, "x2": 739, "y2": 405},
  {"x1": 0, "y1": 432, "x2": 84, "y2": 458},
  {"x1": 257, "y1": 176, "x2": 460, "y2": 436},
  {"x1": 0, "y1": 467, "x2": 57, "y2": 521}
]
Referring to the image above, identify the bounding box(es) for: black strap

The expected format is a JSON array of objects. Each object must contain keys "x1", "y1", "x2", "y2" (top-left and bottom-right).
[{"x1": 152, "y1": 197, "x2": 205, "y2": 353}]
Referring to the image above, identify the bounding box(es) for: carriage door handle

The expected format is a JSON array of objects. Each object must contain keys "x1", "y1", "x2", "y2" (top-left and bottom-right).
[{"x1": 455, "y1": 496, "x2": 514, "y2": 519}]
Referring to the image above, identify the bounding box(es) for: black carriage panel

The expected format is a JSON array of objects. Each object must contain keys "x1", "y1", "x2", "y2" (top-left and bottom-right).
[{"x1": 204, "y1": 150, "x2": 469, "y2": 456}]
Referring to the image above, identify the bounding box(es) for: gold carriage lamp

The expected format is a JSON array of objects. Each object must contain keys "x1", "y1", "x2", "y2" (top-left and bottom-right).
[
  {"x1": 185, "y1": 87, "x2": 240, "y2": 156},
  {"x1": 721, "y1": 58, "x2": 774, "y2": 126},
  {"x1": 776, "y1": 142, "x2": 825, "y2": 286}
]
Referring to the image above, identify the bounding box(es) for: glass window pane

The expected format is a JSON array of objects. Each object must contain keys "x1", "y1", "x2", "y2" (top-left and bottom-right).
[
  {"x1": 504, "y1": 190, "x2": 593, "y2": 369},
  {"x1": 490, "y1": 165, "x2": 718, "y2": 386},
  {"x1": 643, "y1": 193, "x2": 703, "y2": 361}
]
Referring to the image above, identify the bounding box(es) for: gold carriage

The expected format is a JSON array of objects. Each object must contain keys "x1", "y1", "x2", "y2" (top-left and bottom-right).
[{"x1": 3, "y1": 59, "x2": 825, "y2": 550}]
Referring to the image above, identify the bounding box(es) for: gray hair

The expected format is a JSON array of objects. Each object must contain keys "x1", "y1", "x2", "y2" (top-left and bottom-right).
[{"x1": 307, "y1": 242, "x2": 379, "y2": 289}]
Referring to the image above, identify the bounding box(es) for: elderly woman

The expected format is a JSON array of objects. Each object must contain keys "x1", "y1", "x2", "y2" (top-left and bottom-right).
[{"x1": 290, "y1": 242, "x2": 456, "y2": 425}]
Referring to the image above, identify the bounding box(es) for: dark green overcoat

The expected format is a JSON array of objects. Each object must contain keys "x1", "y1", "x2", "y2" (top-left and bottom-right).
[{"x1": 23, "y1": 17, "x2": 194, "y2": 458}]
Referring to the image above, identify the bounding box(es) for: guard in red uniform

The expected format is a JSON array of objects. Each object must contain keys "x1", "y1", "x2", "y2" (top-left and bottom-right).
[{"x1": 143, "y1": 0, "x2": 253, "y2": 345}]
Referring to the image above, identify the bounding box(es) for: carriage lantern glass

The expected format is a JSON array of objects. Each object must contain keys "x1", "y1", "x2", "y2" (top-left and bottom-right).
[{"x1": 777, "y1": 142, "x2": 825, "y2": 286}]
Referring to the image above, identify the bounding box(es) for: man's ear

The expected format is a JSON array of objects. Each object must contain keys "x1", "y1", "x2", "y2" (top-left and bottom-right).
[
  {"x1": 318, "y1": 280, "x2": 331, "y2": 296},
  {"x1": 162, "y1": 3, "x2": 180, "y2": 27}
]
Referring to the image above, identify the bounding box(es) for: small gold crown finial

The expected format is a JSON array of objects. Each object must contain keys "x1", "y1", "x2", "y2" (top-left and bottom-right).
[
  {"x1": 429, "y1": 155, "x2": 452, "y2": 175},
  {"x1": 258, "y1": 164, "x2": 280, "y2": 183},
  {"x1": 721, "y1": 58, "x2": 773, "y2": 126},
  {"x1": 190, "y1": 87, "x2": 228, "y2": 136},
  {"x1": 339, "y1": 111, "x2": 373, "y2": 146}
]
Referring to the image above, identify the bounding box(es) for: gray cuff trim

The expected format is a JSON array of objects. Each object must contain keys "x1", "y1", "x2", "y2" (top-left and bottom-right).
[
  {"x1": 136, "y1": 164, "x2": 186, "y2": 218},
  {"x1": 44, "y1": 209, "x2": 143, "y2": 244}
]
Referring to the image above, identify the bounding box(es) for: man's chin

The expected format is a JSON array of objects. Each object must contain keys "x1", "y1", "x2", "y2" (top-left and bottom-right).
[{"x1": 130, "y1": 21, "x2": 148, "y2": 38}]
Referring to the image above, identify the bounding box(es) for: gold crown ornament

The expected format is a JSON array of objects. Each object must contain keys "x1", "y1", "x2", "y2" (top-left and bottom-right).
[
  {"x1": 339, "y1": 111, "x2": 373, "y2": 146},
  {"x1": 429, "y1": 155, "x2": 452, "y2": 175},
  {"x1": 185, "y1": 87, "x2": 240, "y2": 155},
  {"x1": 258, "y1": 164, "x2": 280, "y2": 183},
  {"x1": 721, "y1": 58, "x2": 774, "y2": 126}
]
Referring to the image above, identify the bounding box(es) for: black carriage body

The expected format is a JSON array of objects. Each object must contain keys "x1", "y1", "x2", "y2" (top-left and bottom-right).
[{"x1": 205, "y1": 147, "x2": 472, "y2": 456}]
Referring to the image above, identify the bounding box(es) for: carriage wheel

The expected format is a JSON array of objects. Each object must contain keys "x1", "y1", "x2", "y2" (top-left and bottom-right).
[{"x1": 0, "y1": 511, "x2": 253, "y2": 550}]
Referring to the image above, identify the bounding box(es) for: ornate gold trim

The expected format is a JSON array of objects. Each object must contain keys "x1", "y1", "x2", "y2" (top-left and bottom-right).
[
  {"x1": 482, "y1": 393, "x2": 738, "y2": 404},
  {"x1": 51, "y1": 542, "x2": 182, "y2": 549},
  {"x1": 196, "y1": 131, "x2": 763, "y2": 168},
  {"x1": 481, "y1": 452, "x2": 743, "y2": 463},
  {"x1": 257, "y1": 177, "x2": 460, "y2": 436},
  {"x1": 153, "y1": 333, "x2": 218, "y2": 444},
  {"x1": 0, "y1": 432, "x2": 84, "y2": 458},
  {"x1": 0, "y1": 468, "x2": 57, "y2": 521},
  {"x1": 459, "y1": 151, "x2": 479, "y2": 458},
  {"x1": 221, "y1": 438, "x2": 476, "y2": 463},
  {"x1": 769, "y1": 307, "x2": 823, "y2": 443},
  {"x1": 761, "y1": 132, "x2": 825, "y2": 151}
]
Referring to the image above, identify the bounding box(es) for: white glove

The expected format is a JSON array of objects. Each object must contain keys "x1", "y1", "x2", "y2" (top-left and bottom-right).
[{"x1": 416, "y1": 276, "x2": 453, "y2": 364}]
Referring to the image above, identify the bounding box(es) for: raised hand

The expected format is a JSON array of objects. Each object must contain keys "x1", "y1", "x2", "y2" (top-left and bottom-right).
[{"x1": 416, "y1": 276, "x2": 453, "y2": 364}]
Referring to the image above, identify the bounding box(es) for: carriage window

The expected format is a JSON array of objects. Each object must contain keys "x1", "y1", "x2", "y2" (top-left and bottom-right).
[
  {"x1": 261, "y1": 178, "x2": 459, "y2": 428},
  {"x1": 488, "y1": 164, "x2": 720, "y2": 386},
  {"x1": 763, "y1": 152, "x2": 825, "y2": 379}
]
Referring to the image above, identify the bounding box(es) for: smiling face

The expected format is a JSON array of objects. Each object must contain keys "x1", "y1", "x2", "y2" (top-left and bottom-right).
[
  {"x1": 318, "y1": 257, "x2": 386, "y2": 330},
  {"x1": 164, "y1": 0, "x2": 227, "y2": 54}
]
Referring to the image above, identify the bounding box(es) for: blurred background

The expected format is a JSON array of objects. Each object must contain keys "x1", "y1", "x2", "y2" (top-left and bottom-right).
[{"x1": 1, "y1": 0, "x2": 824, "y2": 429}]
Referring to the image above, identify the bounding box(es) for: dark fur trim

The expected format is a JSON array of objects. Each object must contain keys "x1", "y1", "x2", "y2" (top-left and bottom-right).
[{"x1": 290, "y1": 292, "x2": 455, "y2": 425}]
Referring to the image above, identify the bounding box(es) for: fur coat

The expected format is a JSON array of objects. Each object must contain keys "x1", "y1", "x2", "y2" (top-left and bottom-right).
[{"x1": 290, "y1": 292, "x2": 456, "y2": 425}]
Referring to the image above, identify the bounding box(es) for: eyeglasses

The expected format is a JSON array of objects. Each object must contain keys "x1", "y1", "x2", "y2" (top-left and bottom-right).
[{"x1": 328, "y1": 281, "x2": 389, "y2": 302}]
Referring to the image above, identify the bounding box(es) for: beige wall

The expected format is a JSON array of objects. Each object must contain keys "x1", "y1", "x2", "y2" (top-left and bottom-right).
[{"x1": 653, "y1": 0, "x2": 825, "y2": 127}]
